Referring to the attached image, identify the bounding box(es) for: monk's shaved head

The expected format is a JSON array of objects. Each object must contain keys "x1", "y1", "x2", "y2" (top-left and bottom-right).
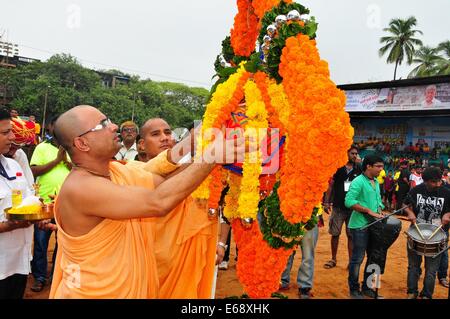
[
  {"x1": 139, "y1": 118, "x2": 174, "y2": 159},
  {"x1": 140, "y1": 118, "x2": 170, "y2": 139},
  {"x1": 54, "y1": 105, "x2": 98, "y2": 155}
]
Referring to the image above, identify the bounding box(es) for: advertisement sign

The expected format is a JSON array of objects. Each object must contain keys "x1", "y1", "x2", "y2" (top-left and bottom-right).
[{"x1": 345, "y1": 83, "x2": 450, "y2": 112}]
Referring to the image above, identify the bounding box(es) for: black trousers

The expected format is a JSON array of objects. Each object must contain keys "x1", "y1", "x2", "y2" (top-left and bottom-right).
[
  {"x1": 0, "y1": 274, "x2": 28, "y2": 299},
  {"x1": 396, "y1": 185, "x2": 410, "y2": 211}
]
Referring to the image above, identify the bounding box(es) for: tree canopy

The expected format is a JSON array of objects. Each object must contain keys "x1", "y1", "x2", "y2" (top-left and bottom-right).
[
  {"x1": 379, "y1": 16, "x2": 423, "y2": 80},
  {"x1": 1, "y1": 53, "x2": 209, "y2": 130}
]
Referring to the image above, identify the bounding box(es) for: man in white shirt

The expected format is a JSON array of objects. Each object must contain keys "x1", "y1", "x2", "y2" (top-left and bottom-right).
[
  {"x1": 114, "y1": 121, "x2": 139, "y2": 161},
  {"x1": 5, "y1": 117, "x2": 36, "y2": 190},
  {"x1": 409, "y1": 166, "x2": 424, "y2": 189},
  {"x1": 0, "y1": 109, "x2": 34, "y2": 299},
  {"x1": 421, "y1": 85, "x2": 442, "y2": 108}
]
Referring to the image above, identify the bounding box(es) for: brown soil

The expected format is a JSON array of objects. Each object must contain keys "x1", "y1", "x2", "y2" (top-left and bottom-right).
[{"x1": 25, "y1": 214, "x2": 449, "y2": 299}]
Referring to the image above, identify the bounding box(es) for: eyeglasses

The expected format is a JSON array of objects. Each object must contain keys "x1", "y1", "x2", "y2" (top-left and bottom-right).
[
  {"x1": 78, "y1": 118, "x2": 112, "y2": 137},
  {"x1": 122, "y1": 127, "x2": 137, "y2": 133}
]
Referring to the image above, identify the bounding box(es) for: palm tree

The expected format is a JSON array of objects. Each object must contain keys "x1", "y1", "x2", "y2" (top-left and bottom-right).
[
  {"x1": 407, "y1": 46, "x2": 444, "y2": 78},
  {"x1": 436, "y1": 40, "x2": 450, "y2": 75},
  {"x1": 379, "y1": 17, "x2": 423, "y2": 80}
]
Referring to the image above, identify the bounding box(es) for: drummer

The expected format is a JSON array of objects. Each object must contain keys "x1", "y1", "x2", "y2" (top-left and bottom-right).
[
  {"x1": 345, "y1": 154, "x2": 386, "y2": 299},
  {"x1": 403, "y1": 166, "x2": 450, "y2": 299},
  {"x1": 0, "y1": 108, "x2": 34, "y2": 299}
]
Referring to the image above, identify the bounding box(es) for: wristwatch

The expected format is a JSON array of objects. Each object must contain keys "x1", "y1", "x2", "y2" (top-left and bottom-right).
[{"x1": 217, "y1": 242, "x2": 228, "y2": 250}]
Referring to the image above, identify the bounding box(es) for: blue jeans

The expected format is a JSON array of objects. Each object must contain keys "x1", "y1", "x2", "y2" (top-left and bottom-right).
[
  {"x1": 348, "y1": 228, "x2": 371, "y2": 292},
  {"x1": 437, "y1": 229, "x2": 449, "y2": 280},
  {"x1": 280, "y1": 225, "x2": 319, "y2": 289},
  {"x1": 31, "y1": 225, "x2": 56, "y2": 283},
  {"x1": 407, "y1": 245, "x2": 442, "y2": 299}
]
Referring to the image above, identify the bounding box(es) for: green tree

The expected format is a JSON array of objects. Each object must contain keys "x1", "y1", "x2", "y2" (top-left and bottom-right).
[
  {"x1": 0, "y1": 67, "x2": 19, "y2": 106},
  {"x1": 379, "y1": 17, "x2": 423, "y2": 80},
  {"x1": 0, "y1": 53, "x2": 208, "y2": 132},
  {"x1": 436, "y1": 40, "x2": 450, "y2": 75},
  {"x1": 156, "y1": 82, "x2": 207, "y2": 127},
  {"x1": 408, "y1": 46, "x2": 444, "y2": 78},
  {"x1": 46, "y1": 54, "x2": 100, "y2": 91}
]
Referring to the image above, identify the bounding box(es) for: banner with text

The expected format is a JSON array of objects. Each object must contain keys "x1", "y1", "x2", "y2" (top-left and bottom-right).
[{"x1": 344, "y1": 82, "x2": 450, "y2": 112}]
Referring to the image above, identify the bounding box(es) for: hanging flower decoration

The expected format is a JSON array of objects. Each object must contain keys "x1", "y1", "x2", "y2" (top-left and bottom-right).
[
  {"x1": 236, "y1": 80, "x2": 268, "y2": 220},
  {"x1": 192, "y1": 64, "x2": 249, "y2": 200},
  {"x1": 259, "y1": 181, "x2": 323, "y2": 249},
  {"x1": 230, "y1": 0, "x2": 259, "y2": 57},
  {"x1": 277, "y1": 33, "x2": 353, "y2": 224},
  {"x1": 232, "y1": 218, "x2": 293, "y2": 298},
  {"x1": 193, "y1": 0, "x2": 354, "y2": 298},
  {"x1": 223, "y1": 173, "x2": 241, "y2": 220},
  {"x1": 252, "y1": 0, "x2": 293, "y2": 19}
]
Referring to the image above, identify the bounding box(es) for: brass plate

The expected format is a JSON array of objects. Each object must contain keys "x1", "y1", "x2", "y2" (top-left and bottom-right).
[{"x1": 5, "y1": 206, "x2": 54, "y2": 221}]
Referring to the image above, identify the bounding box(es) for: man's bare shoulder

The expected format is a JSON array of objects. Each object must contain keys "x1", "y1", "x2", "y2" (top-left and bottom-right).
[
  {"x1": 59, "y1": 170, "x2": 109, "y2": 200},
  {"x1": 58, "y1": 171, "x2": 107, "y2": 235}
]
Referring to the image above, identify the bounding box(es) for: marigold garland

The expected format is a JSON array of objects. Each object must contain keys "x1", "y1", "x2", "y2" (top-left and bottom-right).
[
  {"x1": 192, "y1": 64, "x2": 248, "y2": 200},
  {"x1": 259, "y1": 182, "x2": 322, "y2": 249},
  {"x1": 236, "y1": 79, "x2": 268, "y2": 220},
  {"x1": 252, "y1": 0, "x2": 292, "y2": 19},
  {"x1": 223, "y1": 173, "x2": 241, "y2": 220},
  {"x1": 253, "y1": 71, "x2": 285, "y2": 137},
  {"x1": 207, "y1": 166, "x2": 224, "y2": 210},
  {"x1": 267, "y1": 81, "x2": 290, "y2": 128},
  {"x1": 198, "y1": 0, "x2": 354, "y2": 299},
  {"x1": 277, "y1": 33, "x2": 353, "y2": 224},
  {"x1": 213, "y1": 71, "x2": 251, "y2": 129},
  {"x1": 230, "y1": 0, "x2": 259, "y2": 57},
  {"x1": 232, "y1": 218, "x2": 293, "y2": 298}
]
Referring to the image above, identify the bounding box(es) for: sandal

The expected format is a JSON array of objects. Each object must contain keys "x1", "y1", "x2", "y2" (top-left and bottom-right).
[
  {"x1": 323, "y1": 259, "x2": 337, "y2": 269},
  {"x1": 31, "y1": 280, "x2": 45, "y2": 292},
  {"x1": 439, "y1": 278, "x2": 449, "y2": 288}
]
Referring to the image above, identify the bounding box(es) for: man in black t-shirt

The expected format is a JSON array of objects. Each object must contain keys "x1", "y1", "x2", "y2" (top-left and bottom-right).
[
  {"x1": 323, "y1": 145, "x2": 362, "y2": 269},
  {"x1": 403, "y1": 167, "x2": 450, "y2": 299}
]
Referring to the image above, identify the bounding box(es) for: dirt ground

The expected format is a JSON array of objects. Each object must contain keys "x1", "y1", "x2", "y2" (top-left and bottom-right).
[{"x1": 25, "y1": 213, "x2": 449, "y2": 299}]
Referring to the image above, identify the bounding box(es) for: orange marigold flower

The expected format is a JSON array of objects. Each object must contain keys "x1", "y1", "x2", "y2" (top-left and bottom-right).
[
  {"x1": 230, "y1": 0, "x2": 259, "y2": 57},
  {"x1": 277, "y1": 33, "x2": 353, "y2": 224},
  {"x1": 232, "y1": 219, "x2": 294, "y2": 298}
]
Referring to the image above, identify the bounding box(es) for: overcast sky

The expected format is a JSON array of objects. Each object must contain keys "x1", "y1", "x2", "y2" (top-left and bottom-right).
[{"x1": 1, "y1": 0, "x2": 449, "y2": 88}]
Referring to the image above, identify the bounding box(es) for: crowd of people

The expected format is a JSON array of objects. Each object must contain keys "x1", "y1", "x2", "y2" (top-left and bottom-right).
[
  {"x1": 319, "y1": 146, "x2": 450, "y2": 299},
  {"x1": 357, "y1": 137, "x2": 450, "y2": 158},
  {"x1": 0, "y1": 106, "x2": 449, "y2": 300}
]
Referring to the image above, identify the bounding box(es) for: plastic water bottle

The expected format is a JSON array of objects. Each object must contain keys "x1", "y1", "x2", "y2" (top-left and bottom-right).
[{"x1": 11, "y1": 172, "x2": 26, "y2": 207}]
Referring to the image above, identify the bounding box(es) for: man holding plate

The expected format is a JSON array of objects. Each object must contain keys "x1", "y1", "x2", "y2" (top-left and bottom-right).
[{"x1": 0, "y1": 108, "x2": 34, "y2": 299}]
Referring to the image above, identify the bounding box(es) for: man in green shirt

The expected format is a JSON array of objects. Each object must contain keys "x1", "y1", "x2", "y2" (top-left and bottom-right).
[
  {"x1": 345, "y1": 154, "x2": 385, "y2": 299},
  {"x1": 29, "y1": 115, "x2": 71, "y2": 292}
]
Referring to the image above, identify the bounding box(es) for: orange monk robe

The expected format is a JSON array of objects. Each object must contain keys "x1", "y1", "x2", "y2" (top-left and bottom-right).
[
  {"x1": 149, "y1": 197, "x2": 217, "y2": 299},
  {"x1": 127, "y1": 157, "x2": 218, "y2": 299},
  {"x1": 49, "y1": 162, "x2": 159, "y2": 299}
]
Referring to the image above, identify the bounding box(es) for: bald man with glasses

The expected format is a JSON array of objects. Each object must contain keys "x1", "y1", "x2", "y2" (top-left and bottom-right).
[{"x1": 49, "y1": 105, "x2": 244, "y2": 298}]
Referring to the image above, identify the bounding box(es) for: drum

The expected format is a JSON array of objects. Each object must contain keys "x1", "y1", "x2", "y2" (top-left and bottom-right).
[
  {"x1": 368, "y1": 216, "x2": 402, "y2": 273},
  {"x1": 406, "y1": 223, "x2": 448, "y2": 257}
]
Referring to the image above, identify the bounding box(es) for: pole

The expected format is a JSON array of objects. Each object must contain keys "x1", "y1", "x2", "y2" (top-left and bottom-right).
[
  {"x1": 432, "y1": 245, "x2": 450, "y2": 259},
  {"x1": 41, "y1": 87, "x2": 49, "y2": 139},
  {"x1": 132, "y1": 92, "x2": 135, "y2": 122},
  {"x1": 131, "y1": 91, "x2": 141, "y2": 123},
  {"x1": 359, "y1": 206, "x2": 407, "y2": 230}
]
